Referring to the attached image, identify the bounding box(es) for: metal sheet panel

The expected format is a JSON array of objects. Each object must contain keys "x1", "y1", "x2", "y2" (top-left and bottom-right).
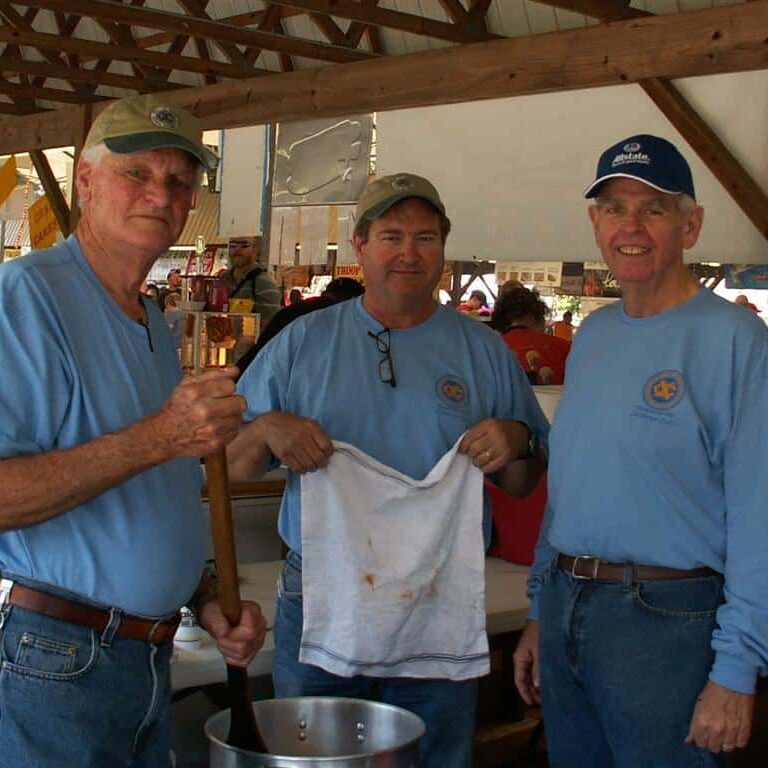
[{"x1": 273, "y1": 115, "x2": 373, "y2": 206}]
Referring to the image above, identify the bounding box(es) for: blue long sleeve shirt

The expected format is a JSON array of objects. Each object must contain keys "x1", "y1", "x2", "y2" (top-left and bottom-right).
[{"x1": 528, "y1": 288, "x2": 768, "y2": 694}]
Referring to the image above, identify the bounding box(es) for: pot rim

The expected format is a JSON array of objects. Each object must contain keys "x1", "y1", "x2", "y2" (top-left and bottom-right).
[{"x1": 205, "y1": 696, "x2": 426, "y2": 762}]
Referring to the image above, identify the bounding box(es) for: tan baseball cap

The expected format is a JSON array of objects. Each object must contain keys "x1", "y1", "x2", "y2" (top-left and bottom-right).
[
  {"x1": 83, "y1": 94, "x2": 218, "y2": 171},
  {"x1": 354, "y1": 173, "x2": 445, "y2": 229}
]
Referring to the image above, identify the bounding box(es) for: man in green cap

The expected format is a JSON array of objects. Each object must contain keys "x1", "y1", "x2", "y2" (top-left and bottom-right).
[
  {"x1": 0, "y1": 94, "x2": 266, "y2": 767},
  {"x1": 228, "y1": 172, "x2": 549, "y2": 768}
]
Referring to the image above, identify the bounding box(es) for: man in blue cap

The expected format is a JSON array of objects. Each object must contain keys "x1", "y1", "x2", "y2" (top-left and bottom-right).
[{"x1": 514, "y1": 134, "x2": 768, "y2": 765}]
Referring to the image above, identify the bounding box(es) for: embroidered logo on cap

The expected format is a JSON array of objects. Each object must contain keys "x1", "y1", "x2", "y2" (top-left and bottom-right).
[
  {"x1": 437, "y1": 375, "x2": 469, "y2": 408},
  {"x1": 643, "y1": 370, "x2": 685, "y2": 410},
  {"x1": 150, "y1": 106, "x2": 180, "y2": 130},
  {"x1": 623, "y1": 142, "x2": 641, "y2": 153},
  {"x1": 391, "y1": 175, "x2": 414, "y2": 192}
]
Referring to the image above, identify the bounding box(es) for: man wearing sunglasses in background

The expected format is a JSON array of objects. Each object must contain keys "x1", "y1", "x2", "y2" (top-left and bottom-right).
[
  {"x1": 227, "y1": 172, "x2": 549, "y2": 768},
  {"x1": 223, "y1": 235, "x2": 281, "y2": 326}
]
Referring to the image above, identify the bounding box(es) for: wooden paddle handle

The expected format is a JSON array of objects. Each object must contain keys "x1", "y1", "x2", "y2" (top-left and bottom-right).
[{"x1": 206, "y1": 449, "x2": 241, "y2": 626}]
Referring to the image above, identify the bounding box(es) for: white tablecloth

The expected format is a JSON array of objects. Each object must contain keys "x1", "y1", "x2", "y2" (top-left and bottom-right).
[{"x1": 171, "y1": 557, "x2": 530, "y2": 692}]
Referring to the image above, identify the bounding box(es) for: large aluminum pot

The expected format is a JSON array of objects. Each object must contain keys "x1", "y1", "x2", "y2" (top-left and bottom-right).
[{"x1": 206, "y1": 697, "x2": 425, "y2": 768}]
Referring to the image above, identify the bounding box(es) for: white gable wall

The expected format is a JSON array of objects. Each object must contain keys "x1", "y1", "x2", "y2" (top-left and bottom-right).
[{"x1": 377, "y1": 70, "x2": 768, "y2": 264}]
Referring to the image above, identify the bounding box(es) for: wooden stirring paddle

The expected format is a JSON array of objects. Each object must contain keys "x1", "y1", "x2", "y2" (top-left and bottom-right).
[{"x1": 205, "y1": 449, "x2": 269, "y2": 753}]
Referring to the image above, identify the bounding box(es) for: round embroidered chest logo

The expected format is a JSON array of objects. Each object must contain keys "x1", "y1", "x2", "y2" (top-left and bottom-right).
[
  {"x1": 643, "y1": 370, "x2": 685, "y2": 410},
  {"x1": 437, "y1": 375, "x2": 470, "y2": 408}
]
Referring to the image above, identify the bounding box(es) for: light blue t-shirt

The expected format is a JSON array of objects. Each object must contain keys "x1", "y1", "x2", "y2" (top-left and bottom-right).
[
  {"x1": 238, "y1": 297, "x2": 549, "y2": 554},
  {"x1": 0, "y1": 236, "x2": 205, "y2": 616},
  {"x1": 529, "y1": 288, "x2": 768, "y2": 694}
]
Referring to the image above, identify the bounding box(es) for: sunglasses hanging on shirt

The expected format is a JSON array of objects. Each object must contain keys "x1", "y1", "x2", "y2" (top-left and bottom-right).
[{"x1": 367, "y1": 328, "x2": 397, "y2": 388}]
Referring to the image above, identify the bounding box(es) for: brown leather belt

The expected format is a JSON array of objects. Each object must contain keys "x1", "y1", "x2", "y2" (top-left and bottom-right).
[
  {"x1": 557, "y1": 554, "x2": 717, "y2": 582},
  {"x1": 3, "y1": 581, "x2": 180, "y2": 644}
]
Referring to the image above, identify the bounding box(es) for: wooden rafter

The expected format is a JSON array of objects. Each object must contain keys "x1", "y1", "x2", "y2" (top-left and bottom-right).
[
  {"x1": 2, "y1": 0, "x2": 766, "y2": 154},
  {"x1": 175, "y1": 0, "x2": 250, "y2": 71},
  {"x1": 534, "y1": 0, "x2": 649, "y2": 21},
  {"x1": 0, "y1": 1, "x2": 89, "y2": 101},
  {"x1": 135, "y1": 7, "x2": 306, "y2": 51},
  {"x1": 273, "y1": 19, "x2": 295, "y2": 73},
  {"x1": 438, "y1": 0, "x2": 469, "y2": 25},
  {"x1": 641, "y1": 77, "x2": 768, "y2": 239},
  {"x1": 308, "y1": 11, "x2": 350, "y2": 48},
  {"x1": 346, "y1": 0, "x2": 380, "y2": 48},
  {"x1": 21, "y1": 0, "x2": 376, "y2": 64},
  {"x1": 0, "y1": 25, "x2": 266, "y2": 79},
  {"x1": 0, "y1": 77, "x2": 102, "y2": 104},
  {"x1": 269, "y1": 0, "x2": 496, "y2": 43},
  {"x1": 0, "y1": 56, "x2": 173, "y2": 93}
]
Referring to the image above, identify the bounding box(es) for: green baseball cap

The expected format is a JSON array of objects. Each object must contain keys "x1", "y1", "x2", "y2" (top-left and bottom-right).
[
  {"x1": 83, "y1": 94, "x2": 218, "y2": 171},
  {"x1": 354, "y1": 173, "x2": 446, "y2": 229}
]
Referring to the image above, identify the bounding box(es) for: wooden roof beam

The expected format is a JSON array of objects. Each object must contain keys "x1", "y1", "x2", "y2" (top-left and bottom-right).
[
  {"x1": 29, "y1": 147, "x2": 70, "y2": 236},
  {"x1": 0, "y1": 57, "x2": 176, "y2": 93},
  {"x1": 135, "y1": 7, "x2": 306, "y2": 51},
  {"x1": 641, "y1": 77, "x2": 768, "y2": 239},
  {"x1": 269, "y1": 0, "x2": 497, "y2": 43},
  {"x1": 2, "y1": 1, "x2": 768, "y2": 152},
  {"x1": 534, "y1": 0, "x2": 649, "y2": 21},
  {"x1": 175, "y1": 0, "x2": 251, "y2": 71},
  {"x1": 23, "y1": 0, "x2": 376, "y2": 64},
  {"x1": 0, "y1": 26, "x2": 267, "y2": 78},
  {"x1": 0, "y1": 78, "x2": 103, "y2": 105}
]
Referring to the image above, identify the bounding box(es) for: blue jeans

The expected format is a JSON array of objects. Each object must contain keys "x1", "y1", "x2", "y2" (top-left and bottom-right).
[
  {"x1": 273, "y1": 551, "x2": 478, "y2": 768},
  {"x1": 0, "y1": 586, "x2": 174, "y2": 768},
  {"x1": 539, "y1": 565, "x2": 729, "y2": 768}
]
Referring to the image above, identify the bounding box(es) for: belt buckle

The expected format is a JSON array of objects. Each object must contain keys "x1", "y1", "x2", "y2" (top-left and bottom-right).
[{"x1": 571, "y1": 555, "x2": 600, "y2": 580}]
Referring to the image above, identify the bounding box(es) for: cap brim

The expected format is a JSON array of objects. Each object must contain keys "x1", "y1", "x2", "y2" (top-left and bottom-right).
[
  {"x1": 105, "y1": 132, "x2": 218, "y2": 171},
  {"x1": 363, "y1": 193, "x2": 445, "y2": 222},
  {"x1": 584, "y1": 173, "x2": 685, "y2": 199}
]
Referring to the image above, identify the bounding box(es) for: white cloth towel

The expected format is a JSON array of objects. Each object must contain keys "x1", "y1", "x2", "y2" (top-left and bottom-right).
[{"x1": 299, "y1": 436, "x2": 489, "y2": 680}]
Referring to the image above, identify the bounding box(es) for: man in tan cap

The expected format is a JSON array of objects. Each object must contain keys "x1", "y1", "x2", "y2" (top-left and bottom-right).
[
  {"x1": 227, "y1": 172, "x2": 549, "y2": 768},
  {"x1": 0, "y1": 94, "x2": 266, "y2": 767}
]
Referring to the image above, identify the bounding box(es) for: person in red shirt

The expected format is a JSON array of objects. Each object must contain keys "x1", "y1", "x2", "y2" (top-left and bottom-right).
[
  {"x1": 486, "y1": 286, "x2": 571, "y2": 565},
  {"x1": 492, "y1": 286, "x2": 571, "y2": 385},
  {"x1": 735, "y1": 294, "x2": 759, "y2": 313},
  {"x1": 552, "y1": 310, "x2": 574, "y2": 341}
]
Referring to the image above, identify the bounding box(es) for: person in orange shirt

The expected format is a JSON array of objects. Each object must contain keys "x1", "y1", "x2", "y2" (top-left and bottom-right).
[
  {"x1": 552, "y1": 310, "x2": 574, "y2": 341},
  {"x1": 492, "y1": 287, "x2": 571, "y2": 385}
]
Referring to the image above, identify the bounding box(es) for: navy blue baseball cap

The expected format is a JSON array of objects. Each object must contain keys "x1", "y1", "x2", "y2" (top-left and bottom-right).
[{"x1": 584, "y1": 134, "x2": 695, "y2": 202}]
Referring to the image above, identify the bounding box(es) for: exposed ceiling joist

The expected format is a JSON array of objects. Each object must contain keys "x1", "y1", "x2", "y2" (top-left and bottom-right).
[
  {"x1": 0, "y1": 25, "x2": 265, "y2": 79},
  {"x1": 268, "y1": 0, "x2": 497, "y2": 43},
  {"x1": 535, "y1": 0, "x2": 650, "y2": 21},
  {"x1": 22, "y1": 0, "x2": 376, "y2": 64},
  {"x1": 1, "y1": 1, "x2": 765, "y2": 155}
]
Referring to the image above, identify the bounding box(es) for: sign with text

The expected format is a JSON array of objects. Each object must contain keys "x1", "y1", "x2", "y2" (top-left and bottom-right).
[
  {"x1": 334, "y1": 263, "x2": 363, "y2": 280},
  {"x1": 28, "y1": 195, "x2": 59, "y2": 249},
  {"x1": 0, "y1": 155, "x2": 16, "y2": 207}
]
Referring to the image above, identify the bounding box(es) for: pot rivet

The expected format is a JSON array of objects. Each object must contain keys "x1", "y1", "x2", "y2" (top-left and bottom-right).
[
  {"x1": 299, "y1": 719, "x2": 308, "y2": 729},
  {"x1": 356, "y1": 722, "x2": 365, "y2": 731},
  {"x1": 298, "y1": 732, "x2": 307, "y2": 741}
]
